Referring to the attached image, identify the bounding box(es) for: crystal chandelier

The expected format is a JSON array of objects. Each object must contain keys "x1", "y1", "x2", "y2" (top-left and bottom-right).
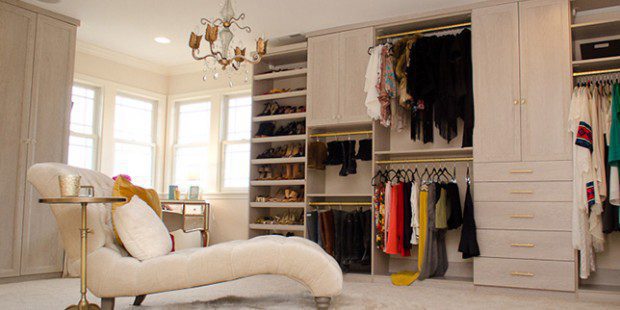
[{"x1": 189, "y1": 0, "x2": 267, "y2": 83}]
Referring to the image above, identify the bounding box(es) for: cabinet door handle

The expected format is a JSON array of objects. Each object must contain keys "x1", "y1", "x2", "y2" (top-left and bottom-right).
[
  {"x1": 513, "y1": 99, "x2": 519, "y2": 105},
  {"x1": 510, "y1": 214, "x2": 534, "y2": 219},
  {"x1": 511, "y1": 243, "x2": 535, "y2": 248},
  {"x1": 510, "y1": 190, "x2": 533, "y2": 194},
  {"x1": 520, "y1": 99, "x2": 526, "y2": 105},
  {"x1": 509, "y1": 169, "x2": 533, "y2": 174},
  {"x1": 510, "y1": 271, "x2": 534, "y2": 277}
]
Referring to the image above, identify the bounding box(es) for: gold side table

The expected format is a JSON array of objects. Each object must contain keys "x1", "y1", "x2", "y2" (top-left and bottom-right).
[{"x1": 40, "y1": 197, "x2": 126, "y2": 310}]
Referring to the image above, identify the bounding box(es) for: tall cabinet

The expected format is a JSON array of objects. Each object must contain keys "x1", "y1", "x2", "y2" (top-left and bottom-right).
[
  {"x1": 472, "y1": 0, "x2": 575, "y2": 291},
  {"x1": 0, "y1": 0, "x2": 77, "y2": 278}
]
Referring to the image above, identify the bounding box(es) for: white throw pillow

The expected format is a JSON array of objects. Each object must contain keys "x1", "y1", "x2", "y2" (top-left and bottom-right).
[{"x1": 113, "y1": 195, "x2": 171, "y2": 260}]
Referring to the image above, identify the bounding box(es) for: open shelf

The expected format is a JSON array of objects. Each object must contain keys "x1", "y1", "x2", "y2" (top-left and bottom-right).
[
  {"x1": 253, "y1": 90, "x2": 307, "y2": 101},
  {"x1": 251, "y1": 157, "x2": 306, "y2": 165},
  {"x1": 374, "y1": 147, "x2": 473, "y2": 157},
  {"x1": 573, "y1": 56, "x2": 620, "y2": 72},
  {"x1": 306, "y1": 193, "x2": 372, "y2": 198},
  {"x1": 572, "y1": 0, "x2": 620, "y2": 13},
  {"x1": 252, "y1": 134, "x2": 306, "y2": 143},
  {"x1": 249, "y1": 223, "x2": 305, "y2": 231},
  {"x1": 253, "y1": 112, "x2": 306, "y2": 122},
  {"x1": 253, "y1": 68, "x2": 308, "y2": 81},
  {"x1": 250, "y1": 202, "x2": 306, "y2": 208},
  {"x1": 250, "y1": 179, "x2": 306, "y2": 186},
  {"x1": 571, "y1": 18, "x2": 620, "y2": 41}
]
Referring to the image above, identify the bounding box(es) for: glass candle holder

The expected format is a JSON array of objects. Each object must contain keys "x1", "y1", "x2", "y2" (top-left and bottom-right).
[{"x1": 58, "y1": 175, "x2": 81, "y2": 197}]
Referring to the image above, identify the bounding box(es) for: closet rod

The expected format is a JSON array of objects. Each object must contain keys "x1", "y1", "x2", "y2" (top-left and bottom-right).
[
  {"x1": 376, "y1": 157, "x2": 473, "y2": 164},
  {"x1": 376, "y1": 21, "x2": 472, "y2": 40},
  {"x1": 573, "y1": 68, "x2": 620, "y2": 77},
  {"x1": 308, "y1": 202, "x2": 372, "y2": 206},
  {"x1": 309, "y1": 130, "x2": 373, "y2": 138}
]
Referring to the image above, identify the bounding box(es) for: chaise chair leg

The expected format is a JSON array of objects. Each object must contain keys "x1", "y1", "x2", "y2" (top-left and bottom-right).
[
  {"x1": 133, "y1": 294, "x2": 147, "y2": 306},
  {"x1": 101, "y1": 297, "x2": 115, "y2": 310},
  {"x1": 314, "y1": 297, "x2": 331, "y2": 309}
]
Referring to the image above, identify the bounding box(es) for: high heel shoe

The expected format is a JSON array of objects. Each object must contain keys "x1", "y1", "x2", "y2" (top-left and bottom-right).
[{"x1": 292, "y1": 164, "x2": 303, "y2": 179}]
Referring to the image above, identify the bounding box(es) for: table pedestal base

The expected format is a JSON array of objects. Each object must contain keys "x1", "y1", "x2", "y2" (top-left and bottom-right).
[{"x1": 65, "y1": 302, "x2": 101, "y2": 310}]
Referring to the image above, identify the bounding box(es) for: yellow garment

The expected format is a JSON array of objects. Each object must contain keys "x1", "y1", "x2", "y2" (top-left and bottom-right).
[
  {"x1": 112, "y1": 176, "x2": 162, "y2": 245},
  {"x1": 390, "y1": 189, "x2": 428, "y2": 286}
]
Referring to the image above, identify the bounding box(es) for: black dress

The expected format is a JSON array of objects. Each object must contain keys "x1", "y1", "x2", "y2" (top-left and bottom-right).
[
  {"x1": 458, "y1": 183, "x2": 480, "y2": 259},
  {"x1": 446, "y1": 182, "x2": 463, "y2": 229}
]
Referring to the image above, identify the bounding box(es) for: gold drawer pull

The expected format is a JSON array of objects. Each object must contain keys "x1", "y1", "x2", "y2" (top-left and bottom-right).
[
  {"x1": 510, "y1": 190, "x2": 533, "y2": 194},
  {"x1": 510, "y1": 169, "x2": 533, "y2": 174},
  {"x1": 510, "y1": 214, "x2": 534, "y2": 219},
  {"x1": 511, "y1": 243, "x2": 535, "y2": 248},
  {"x1": 511, "y1": 271, "x2": 534, "y2": 277}
]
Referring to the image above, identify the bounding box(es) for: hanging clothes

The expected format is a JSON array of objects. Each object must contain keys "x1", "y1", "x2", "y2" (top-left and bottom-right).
[
  {"x1": 446, "y1": 182, "x2": 463, "y2": 229},
  {"x1": 373, "y1": 184, "x2": 386, "y2": 250},
  {"x1": 364, "y1": 45, "x2": 382, "y2": 120},
  {"x1": 378, "y1": 44, "x2": 397, "y2": 128},
  {"x1": 458, "y1": 182, "x2": 479, "y2": 259},
  {"x1": 307, "y1": 141, "x2": 327, "y2": 170},
  {"x1": 411, "y1": 182, "x2": 420, "y2": 245},
  {"x1": 385, "y1": 182, "x2": 401, "y2": 255}
]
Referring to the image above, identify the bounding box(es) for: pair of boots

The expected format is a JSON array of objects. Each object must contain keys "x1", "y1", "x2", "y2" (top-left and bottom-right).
[{"x1": 324, "y1": 141, "x2": 357, "y2": 176}]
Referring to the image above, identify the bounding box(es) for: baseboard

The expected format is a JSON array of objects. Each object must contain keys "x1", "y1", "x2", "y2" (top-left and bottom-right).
[
  {"x1": 579, "y1": 268, "x2": 620, "y2": 287},
  {"x1": 0, "y1": 272, "x2": 62, "y2": 284}
]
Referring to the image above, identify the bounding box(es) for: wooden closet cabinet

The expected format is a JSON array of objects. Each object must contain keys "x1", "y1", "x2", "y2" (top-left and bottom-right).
[
  {"x1": 472, "y1": 0, "x2": 572, "y2": 163},
  {"x1": 0, "y1": 0, "x2": 77, "y2": 278},
  {"x1": 307, "y1": 27, "x2": 374, "y2": 127}
]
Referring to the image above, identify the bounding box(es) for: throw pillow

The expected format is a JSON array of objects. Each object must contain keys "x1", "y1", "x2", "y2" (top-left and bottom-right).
[
  {"x1": 112, "y1": 176, "x2": 162, "y2": 246},
  {"x1": 113, "y1": 195, "x2": 171, "y2": 260}
]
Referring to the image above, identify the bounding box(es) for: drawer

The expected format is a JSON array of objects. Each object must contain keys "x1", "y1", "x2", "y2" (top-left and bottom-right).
[
  {"x1": 474, "y1": 161, "x2": 572, "y2": 182},
  {"x1": 477, "y1": 230, "x2": 574, "y2": 261},
  {"x1": 474, "y1": 181, "x2": 571, "y2": 202},
  {"x1": 475, "y1": 202, "x2": 571, "y2": 231},
  {"x1": 474, "y1": 257, "x2": 576, "y2": 291}
]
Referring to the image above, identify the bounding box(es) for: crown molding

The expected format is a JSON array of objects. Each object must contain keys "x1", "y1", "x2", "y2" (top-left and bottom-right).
[{"x1": 76, "y1": 41, "x2": 169, "y2": 75}]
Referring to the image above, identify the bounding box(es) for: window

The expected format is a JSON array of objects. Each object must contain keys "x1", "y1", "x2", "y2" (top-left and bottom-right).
[
  {"x1": 221, "y1": 95, "x2": 251, "y2": 190},
  {"x1": 68, "y1": 83, "x2": 100, "y2": 169},
  {"x1": 173, "y1": 101, "x2": 212, "y2": 191},
  {"x1": 113, "y1": 94, "x2": 156, "y2": 187}
]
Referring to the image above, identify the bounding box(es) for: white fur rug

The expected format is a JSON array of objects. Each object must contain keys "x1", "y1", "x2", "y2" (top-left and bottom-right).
[{"x1": 0, "y1": 275, "x2": 618, "y2": 309}]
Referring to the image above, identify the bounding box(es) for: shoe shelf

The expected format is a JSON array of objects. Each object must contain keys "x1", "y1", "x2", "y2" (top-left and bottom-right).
[
  {"x1": 250, "y1": 179, "x2": 306, "y2": 186},
  {"x1": 252, "y1": 134, "x2": 306, "y2": 143},
  {"x1": 252, "y1": 90, "x2": 307, "y2": 102},
  {"x1": 249, "y1": 223, "x2": 305, "y2": 232},
  {"x1": 251, "y1": 157, "x2": 306, "y2": 165},
  {"x1": 250, "y1": 202, "x2": 306, "y2": 208},
  {"x1": 253, "y1": 68, "x2": 308, "y2": 81},
  {"x1": 252, "y1": 112, "x2": 306, "y2": 122}
]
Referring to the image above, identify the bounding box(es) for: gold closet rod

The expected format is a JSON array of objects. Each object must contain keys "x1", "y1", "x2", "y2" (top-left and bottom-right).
[
  {"x1": 376, "y1": 22, "x2": 472, "y2": 40},
  {"x1": 573, "y1": 68, "x2": 620, "y2": 77},
  {"x1": 376, "y1": 157, "x2": 473, "y2": 164},
  {"x1": 308, "y1": 202, "x2": 372, "y2": 206},
  {"x1": 309, "y1": 130, "x2": 372, "y2": 138}
]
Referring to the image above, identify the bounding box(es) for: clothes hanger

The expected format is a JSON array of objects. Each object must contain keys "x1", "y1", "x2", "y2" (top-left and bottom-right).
[{"x1": 466, "y1": 163, "x2": 471, "y2": 185}]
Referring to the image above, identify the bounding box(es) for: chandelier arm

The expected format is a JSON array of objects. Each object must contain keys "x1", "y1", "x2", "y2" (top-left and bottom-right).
[
  {"x1": 201, "y1": 18, "x2": 223, "y2": 26},
  {"x1": 208, "y1": 41, "x2": 226, "y2": 61},
  {"x1": 234, "y1": 53, "x2": 262, "y2": 65},
  {"x1": 230, "y1": 21, "x2": 252, "y2": 33},
  {"x1": 191, "y1": 48, "x2": 218, "y2": 61},
  {"x1": 229, "y1": 13, "x2": 246, "y2": 23}
]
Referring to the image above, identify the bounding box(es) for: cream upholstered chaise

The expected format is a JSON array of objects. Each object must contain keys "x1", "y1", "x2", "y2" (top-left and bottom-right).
[{"x1": 27, "y1": 163, "x2": 342, "y2": 309}]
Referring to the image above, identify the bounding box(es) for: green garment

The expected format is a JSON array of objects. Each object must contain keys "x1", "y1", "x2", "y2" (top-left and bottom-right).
[
  {"x1": 435, "y1": 187, "x2": 448, "y2": 229},
  {"x1": 609, "y1": 83, "x2": 620, "y2": 164}
]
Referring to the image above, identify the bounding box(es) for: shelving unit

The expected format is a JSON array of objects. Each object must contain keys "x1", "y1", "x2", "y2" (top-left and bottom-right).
[
  {"x1": 571, "y1": 18, "x2": 620, "y2": 41},
  {"x1": 248, "y1": 41, "x2": 308, "y2": 238},
  {"x1": 572, "y1": 56, "x2": 620, "y2": 73}
]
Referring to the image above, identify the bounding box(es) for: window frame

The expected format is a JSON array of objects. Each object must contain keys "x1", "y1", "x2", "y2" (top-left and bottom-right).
[
  {"x1": 69, "y1": 81, "x2": 102, "y2": 170},
  {"x1": 171, "y1": 99, "x2": 213, "y2": 191},
  {"x1": 220, "y1": 93, "x2": 252, "y2": 192},
  {"x1": 113, "y1": 92, "x2": 158, "y2": 187}
]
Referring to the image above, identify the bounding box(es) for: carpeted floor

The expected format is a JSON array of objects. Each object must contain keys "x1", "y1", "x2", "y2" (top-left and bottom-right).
[{"x1": 0, "y1": 275, "x2": 618, "y2": 309}]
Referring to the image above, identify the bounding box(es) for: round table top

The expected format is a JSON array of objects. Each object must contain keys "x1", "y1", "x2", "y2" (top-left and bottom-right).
[{"x1": 39, "y1": 197, "x2": 127, "y2": 204}]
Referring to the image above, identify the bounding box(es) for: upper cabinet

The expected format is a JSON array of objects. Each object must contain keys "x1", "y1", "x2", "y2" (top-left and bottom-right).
[
  {"x1": 472, "y1": 0, "x2": 571, "y2": 163},
  {"x1": 307, "y1": 27, "x2": 374, "y2": 127}
]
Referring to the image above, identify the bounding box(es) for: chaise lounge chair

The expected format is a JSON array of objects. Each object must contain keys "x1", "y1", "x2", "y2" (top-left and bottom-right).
[{"x1": 27, "y1": 163, "x2": 342, "y2": 309}]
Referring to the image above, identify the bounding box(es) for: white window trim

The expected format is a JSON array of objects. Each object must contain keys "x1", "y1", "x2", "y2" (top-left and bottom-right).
[
  {"x1": 70, "y1": 81, "x2": 103, "y2": 170},
  {"x1": 74, "y1": 73, "x2": 167, "y2": 193},
  {"x1": 165, "y1": 85, "x2": 251, "y2": 196},
  {"x1": 220, "y1": 93, "x2": 251, "y2": 193}
]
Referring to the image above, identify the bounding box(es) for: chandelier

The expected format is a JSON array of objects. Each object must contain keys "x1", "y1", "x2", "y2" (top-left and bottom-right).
[{"x1": 188, "y1": 0, "x2": 267, "y2": 76}]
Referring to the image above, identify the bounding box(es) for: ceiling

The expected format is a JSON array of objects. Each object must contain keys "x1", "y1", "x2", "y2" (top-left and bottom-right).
[{"x1": 23, "y1": 0, "x2": 486, "y2": 68}]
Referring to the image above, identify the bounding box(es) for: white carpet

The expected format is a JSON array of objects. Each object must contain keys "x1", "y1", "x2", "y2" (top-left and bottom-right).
[{"x1": 0, "y1": 275, "x2": 618, "y2": 309}]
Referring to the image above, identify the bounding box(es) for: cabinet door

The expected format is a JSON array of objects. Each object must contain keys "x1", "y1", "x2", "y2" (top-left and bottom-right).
[
  {"x1": 519, "y1": 0, "x2": 572, "y2": 162},
  {"x1": 21, "y1": 15, "x2": 76, "y2": 275},
  {"x1": 307, "y1": 33, "x2": 340, "y2": 127},
  {"x1": 338, "y1": 27, "x2": 374, "y2": 125},
  {"x1": 0, "y1": 2, "x2": 36, "y2": 278},
  {"x1": 472, "y1": 3, "x2": 522, "y2": 163}
]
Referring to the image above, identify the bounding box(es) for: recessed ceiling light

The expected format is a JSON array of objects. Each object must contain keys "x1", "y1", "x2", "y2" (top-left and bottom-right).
[{"x1": 154, "y1": 37, "x2": 171, "y2": 44}]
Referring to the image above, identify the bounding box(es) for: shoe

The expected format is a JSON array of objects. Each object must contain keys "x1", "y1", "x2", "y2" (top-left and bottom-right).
[
  {"x1": 292, "y1": 164, "x2": 304, "y2": 179},
  {"x1": 255, "y1": 122, "x2": 276, "y2": 137}
]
